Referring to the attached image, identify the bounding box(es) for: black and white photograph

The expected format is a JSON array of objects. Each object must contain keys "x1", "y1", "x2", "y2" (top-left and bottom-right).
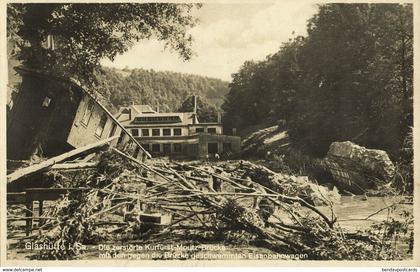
[{"x1": 2, "y1": 0, "x2": 417, "y2": 265}]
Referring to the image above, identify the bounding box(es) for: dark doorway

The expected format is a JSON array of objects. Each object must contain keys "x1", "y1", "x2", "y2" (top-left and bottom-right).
[
  {"x1": 152, "y1": 144, "x2": 160, "y2": 153},
  {"x1": 163, "y1": 143, "x2": 171, "y2": 154},
  {"x1": 207, "y1": 143, "x2": 218, "y2": 155}
]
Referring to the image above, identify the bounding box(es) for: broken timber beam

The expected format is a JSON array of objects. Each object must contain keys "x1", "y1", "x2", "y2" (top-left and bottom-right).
[
  {"x1": 111, "y1": 147, "x2": 171, "y2": 183},
  {"x1": 7, "y1": 135, "x2": 118, "y2": 184},
  {"x1": 50, "y1": 161, "x2": 98, "y2": 170}
]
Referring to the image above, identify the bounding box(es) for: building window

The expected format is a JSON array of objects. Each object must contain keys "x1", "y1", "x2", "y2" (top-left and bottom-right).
[
  {"x1": 42, "y1": 96, "x2": 51, "y2": 108},
  {"x1": 208, "y1": 143, "x2": 218, "y2": 154},
  {"x1": 117, "y1": 132, "x2": 125, "y2": 145},
  {"x1": 195, "y1": 128, "x2": 205, "y2": 133},
  {"x1": 7, "y1": 93, "x2": 15, "y2": 111},
  {"x1": 142, "y1": 129, "x2": 150, "y2": 137},
  {"x1": 81, "y1": 100, "x2": 94, "y2": 126},
  {"x1": 152, "y1": 144, "x2": 160, "y2": 153},
  {"x1": 173, "y1": 143, "x2": 182, "y2": 153},
  {"x1": 163, "y1": 128, "x2": 171, "y2": 136},
  {"x1": 173, "y1": 128, "x2": 182, "y2": 136},
  {"x1": 152, "y1": 129, "x2": 160, "y2": 136},
  {"x1": 207, "y1": 128, "x2": 216, "y2": 134},
  {"x1": 42, "y1": 34, "x2": 56, "y2": 50},
  {"x1": 142, "y1": 144, "x2": 150, "y2": 152},
  {"x1": 95, "y1": 113, "x2": 108, "y2": 137},
  {"x1": 131, "y1": 128, "x2": 139, "y2": 137},
  {"x1": 126, "y1": 140, "x2": 133, "y2": 150},
  {"x1": 133, "y1": 146, "x2": 140, "y2": 158},
  {"x1": 109, "y1": 123, "x2": 117, "y2": 137},
  {"x1": 46, "y1": 34, "x2": 55, "y2": 50},
  {"x1": 163, "y1": 143, "x2": 171, "y2": 153},
  {"x1": 133, "y1": 115, "x2": 181, "y2": 124}
]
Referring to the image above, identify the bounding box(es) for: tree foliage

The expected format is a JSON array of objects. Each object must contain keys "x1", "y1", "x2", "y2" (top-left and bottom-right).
[
  {"x1": 7, "y1": 3, "x2": 201, "y2": 88},
  {"x1": 95, "y1": 67, "x2": 228, "y2": 116},
  {"x1": 177, "y1": 96, "x2": 219, "y2": 122},
  {"x1": 223, "y1": 3, "x2": 413, "y2": 157}
]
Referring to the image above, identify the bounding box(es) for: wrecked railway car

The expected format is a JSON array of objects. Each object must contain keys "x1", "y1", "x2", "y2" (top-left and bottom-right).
[{"x1": 7, "y1": 66, "x2": 150, "y2": 161}]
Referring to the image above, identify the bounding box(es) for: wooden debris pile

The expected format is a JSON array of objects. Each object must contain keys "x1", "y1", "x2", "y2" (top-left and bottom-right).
[{"x1": 7, "y1": 146, "x2": 403, "y2": 260}]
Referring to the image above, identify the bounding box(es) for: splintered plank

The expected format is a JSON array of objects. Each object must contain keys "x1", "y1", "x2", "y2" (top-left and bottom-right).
[
  {"x1": 7, "y1": 135, "x2": 119, "y2": 184},
  {"x1": 139, "y1": 213, "x2": 172, "y2": 225},
  {"x1": 25, "y1": 187, "x2": 88, "y2": 201},
  {"x1": 7, "y1": 192, "x2": 26, "y2": 204},
  {"x1": 51, "y1": 161, "x2": 98, "y2": 170}
]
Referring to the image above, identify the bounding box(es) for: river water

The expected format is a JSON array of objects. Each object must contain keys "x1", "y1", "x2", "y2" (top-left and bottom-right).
[
  {"x1": 319, "y1": 196, "x2": 412, "y2": 232},
  {"x1": 318, "y1": 195, "x2": 413, "y2": 258}
]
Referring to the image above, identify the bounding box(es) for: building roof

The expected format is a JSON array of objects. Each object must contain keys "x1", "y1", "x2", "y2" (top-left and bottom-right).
[
  {"x1": 131, "y1": 104, "x2": 156, "y2": 114},
  {"x1": 117, "y1": 103, "x2": 227, "y2": 128},
  {"x1": 119, "y1": 111, "x2": 197, "y2": 127}
]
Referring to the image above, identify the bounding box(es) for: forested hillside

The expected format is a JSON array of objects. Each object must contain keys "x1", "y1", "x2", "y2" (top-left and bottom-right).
[
  {"x1": 222, "y1": 4, "x2": 413, "y2": 158},
  {"x1": 96, "y1": 67, "x2": 229, "y2": 114}
]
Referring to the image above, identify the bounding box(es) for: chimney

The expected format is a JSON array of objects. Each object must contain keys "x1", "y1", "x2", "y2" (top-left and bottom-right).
[
  {"x1": 128, "y1": 108, "x2": 132, "y2": 120},
  {"x1": 217, "y1": 112, "x2": 221, "y2": 124},
  {"x1": 192, "y1": 95, "x2": 197, "y2": 114},
  {"x1": 156, "y1": 103, "x2": 159, "y2": 113}
]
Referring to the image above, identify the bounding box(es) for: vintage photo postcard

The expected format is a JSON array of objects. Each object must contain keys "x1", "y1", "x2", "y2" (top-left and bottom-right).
[{"x1": 1, "y1": 0, "x2": 419, "y2": 267}]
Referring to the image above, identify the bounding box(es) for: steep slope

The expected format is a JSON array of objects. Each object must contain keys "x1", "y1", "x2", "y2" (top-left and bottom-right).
[{"x1": 96, "y1": 67, "x2": 229, "y2": 113}]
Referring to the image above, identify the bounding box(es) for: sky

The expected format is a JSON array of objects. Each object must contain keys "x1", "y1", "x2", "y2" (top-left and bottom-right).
[{"x1": 100, "y1": 2, "x2": 318, "y2": 81}]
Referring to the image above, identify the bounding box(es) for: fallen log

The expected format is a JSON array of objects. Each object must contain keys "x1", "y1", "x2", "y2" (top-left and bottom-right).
[{"x1": 7, "y1": 136, "x2": 119, "y2": 184}]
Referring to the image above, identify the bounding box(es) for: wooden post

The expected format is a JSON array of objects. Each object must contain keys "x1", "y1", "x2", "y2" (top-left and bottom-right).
[
  {"x1": 39, "y1": 200, "x2": 44, "y2": 226},
  {"x1": 123, "y1": 203, "x2": 135, "y2": 222},
  {"x1": 25, "y1": 197, "x2": 33, "y2": 236}
]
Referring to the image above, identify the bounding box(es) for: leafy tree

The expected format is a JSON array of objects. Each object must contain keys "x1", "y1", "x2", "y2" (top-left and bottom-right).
[
  {"x1": 222, "y1": 38, "x2": 305, "y2": 132},
  {"x1": 290, "y1": 3, "x2": 413, "y2": 155},
  {"x1": 222, "y1": 61, "x2": 264, "y2": 129},
  {"x1": 222, "y1": 3, "x2": 413, "y2": 158},
  {"x1": 95, "y1": 67, "x2": 228, "y2": 114},
  {"x1": 7, "y1": 3, "x2": 201, "y2": 88},
  {"x1": 178, "y1": 96, "x2": 219, "y2": 123}
]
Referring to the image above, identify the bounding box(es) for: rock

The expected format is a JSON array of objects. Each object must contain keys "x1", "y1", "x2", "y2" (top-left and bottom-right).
[{"x1": 323, "y1": 141, "x2": 395, "y2": 194}]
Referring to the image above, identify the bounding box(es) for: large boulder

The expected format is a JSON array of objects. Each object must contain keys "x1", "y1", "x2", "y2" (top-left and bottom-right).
[{"x1": 323, "y1": 141, "x2": 395, "y2": 194}]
